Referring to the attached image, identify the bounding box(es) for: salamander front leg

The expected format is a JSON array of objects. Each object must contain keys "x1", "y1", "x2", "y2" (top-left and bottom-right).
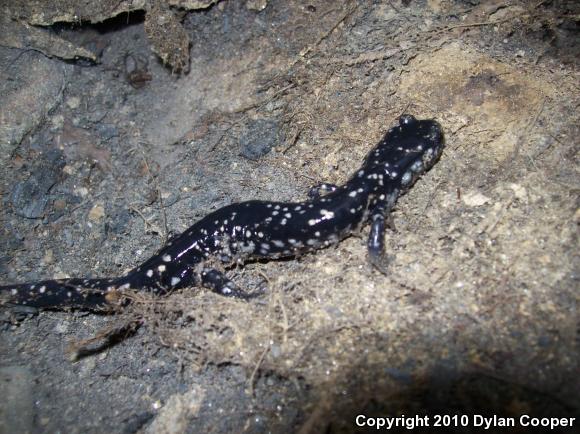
[
  {"x1": 367, "y1": 213, "x2": 396, "y2": 275},
  {"x1": 200, "y1": 268, "x2": 252, "y2": 300},
  {"x1": 308, "y1": 183, "x2": 338, "y2": 200}
]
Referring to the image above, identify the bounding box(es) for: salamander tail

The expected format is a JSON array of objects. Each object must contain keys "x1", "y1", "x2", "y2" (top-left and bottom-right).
[{"x1": 0, "y1": 278, "x2": 121, "y2": 310}]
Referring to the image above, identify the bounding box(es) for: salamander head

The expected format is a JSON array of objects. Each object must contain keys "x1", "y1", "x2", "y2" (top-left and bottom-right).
[{"x1": 368, "y1": 114, "x2": 444, "y2": 189}]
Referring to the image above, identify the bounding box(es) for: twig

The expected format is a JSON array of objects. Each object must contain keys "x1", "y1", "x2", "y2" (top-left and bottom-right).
[
  {"x1": 444, "y1": 17, "x2": 513, "y2": 30},
  {"x1": 300, "y1": 1, "x2": 358, "y2": 58},
  {"x1": 232, "y1": 82, "x2": 296, "y2": 115},
  {"x1": 136, "y1": 143, "x2": 169, "y2": 243},
  {"x1": 128, "y1": 205, "x2": 161, "y2": 234},
  {"x1": 247, "y1": 344, "x2": 270, "y2": 396},
  {"x1": 281, "y1": 126, "x2": 303, "y2": 154},
  {"x1": 514, "y1": 97, "x2": 545, "y2": 159},
  {"x1": 422, "y1": 180, "x2": 444, "y2": 214}
]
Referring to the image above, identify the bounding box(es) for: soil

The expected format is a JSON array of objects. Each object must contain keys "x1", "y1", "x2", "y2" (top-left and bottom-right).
[{"x1": 1, "y1": 1, "x2": 578, "y2": 433}]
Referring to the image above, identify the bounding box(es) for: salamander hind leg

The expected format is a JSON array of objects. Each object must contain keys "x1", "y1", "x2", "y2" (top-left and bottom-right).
[
  {"x1": 308, "y1": 183, "x2": 339, "y2": 199},
  {"x1": 200, "y1": 268, "x2": 254, "y2": 300}
]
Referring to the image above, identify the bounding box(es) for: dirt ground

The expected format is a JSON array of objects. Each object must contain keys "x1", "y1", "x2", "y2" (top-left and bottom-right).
[{"x1": 0, "y1": 1, "x2": 578, "y2": 433}]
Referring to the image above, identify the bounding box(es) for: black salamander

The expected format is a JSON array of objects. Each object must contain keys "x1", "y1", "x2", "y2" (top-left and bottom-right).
[{"x1": 0, "y1": 115, "x2": 444, "y2": 310}]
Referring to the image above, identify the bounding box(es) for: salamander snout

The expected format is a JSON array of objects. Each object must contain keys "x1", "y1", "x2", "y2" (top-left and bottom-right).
[
  {"x1": 399, "y1": 114, "x2": 418, "y2": 126},
  {"x1": 396, "y1": 114, "x2": 444, "y2": 150},
  {"x1": 399, "y1": 114, "x2": 442, "y2": 143}
]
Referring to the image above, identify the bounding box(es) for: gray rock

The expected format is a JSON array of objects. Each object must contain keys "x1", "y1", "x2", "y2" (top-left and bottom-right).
[
  {"x1": 10, "y1": 149, "x2": 65, "y2": 219},
  {"x1": 0, "y1": 48, "x2": 67, "y2": 164},
  {"x1": 239, "y1": 119, "x2": 281, "y2": 161},
  {"x1": 0, "y1": 366, "x2": 35, "y2": 434}
]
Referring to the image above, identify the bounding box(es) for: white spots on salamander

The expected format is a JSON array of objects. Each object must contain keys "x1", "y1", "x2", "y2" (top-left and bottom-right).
[
  {"x1": 411, "y1": 160, "x2": 423, "y2": 172},
  {"x1": 162, "y1": 254, "x2": 172, "y2": 262},
  {"x1": 281, "y1": 218, "x2": 287, "y2": 225},
  {"x1": 146, "y1": 269, "x2": 154, "y2": 277},
  {"x1": 358, "y1": 170, "x2": 365, "y2": 177},
  {"x1": 266, "y1": 203, "x2": 272, "y2": 208},
  {"x1": 308, "y1": 219, "x2": 317, "y2": 226},
  {"x1": 349, "y1": 191, "x2": 357, "y2": 197},
  {"x1": 39, "y1": 285, "x2": 46, "y2": 294},
  {"x1": 284, "y1": 213, "x2": 292, "y2": 218},
  {"x1": 11, "y1": 288, "x2": 18, "y2": 295},
  {"x1": 294, "y1": 205, "x2": 302, "y2": 211},
  {"x1": 171, "y1": 277, "x2": 181, "y2": 286},
  {"x1": 240, "y1": 241, "x2": 256, "y2": 253},
  {"x1": 350, "y1": 208, "x2": 356, "y2": 214},
  {"x1": 274, "y1": 204, "x2": 280, "y2": 210},
  {"x1": 157, "y1": 264, "x2": 166, "y2": 273},
  {"x1": 314, "y1": 231, "x2": 321, "y2": 237},
  {"x1": 258, "y1": 231, "x2": 264, "y2": 238},
  {"x1": 401, "y1": 171, "x2": 412, "y2": 186},
  {"x1": 319, "y1": 209, "x2": 335, "y2": 219},
  {"x1": 272, "y1": 240, "x2": 285, "y2": 248},
  {"x1": 272, "y1": 210, "x2": 279, "y2": 216},
  {"x1": 119, "y1": 283, "x2": 131, "y2": 290},
  {"x1": 245, "y1": 230, "x2": 252, "y2": 238}
]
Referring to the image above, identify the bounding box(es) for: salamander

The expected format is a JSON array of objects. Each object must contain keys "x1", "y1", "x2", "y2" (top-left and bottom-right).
[{"x1": 0, "y1": 114, "x2": 444, "y2": 311}]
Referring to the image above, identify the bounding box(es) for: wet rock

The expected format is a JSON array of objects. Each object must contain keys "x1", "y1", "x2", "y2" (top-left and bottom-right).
[
  {"x1": 10, "y1": 149, "x2": 65, "y2": 219},
  {"x1": 0, "y1": 48, "x2": 67, "y2": 164},
  {"x1": 239, "y1": 119, "x2": 281, "y2": 161}
]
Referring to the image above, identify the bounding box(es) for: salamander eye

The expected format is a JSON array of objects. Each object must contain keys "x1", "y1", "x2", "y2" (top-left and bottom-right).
[{"x1": 399, "y1": 114, "x2": 417, "y2": 126}]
